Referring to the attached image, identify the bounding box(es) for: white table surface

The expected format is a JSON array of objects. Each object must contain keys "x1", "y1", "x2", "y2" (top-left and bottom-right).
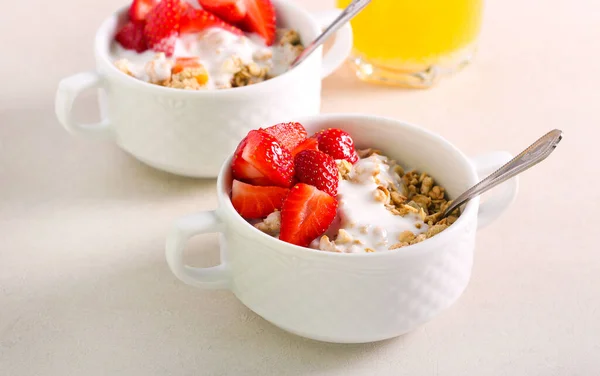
[{"x1": 1, "y1": 0, "x2": 599, "y2": 374}]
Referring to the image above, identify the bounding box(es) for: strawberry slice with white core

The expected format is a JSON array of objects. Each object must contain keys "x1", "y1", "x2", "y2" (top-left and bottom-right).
[
  {"x1": 180, "y1": 7, "x2": 244, "y2": 35},
  {"x1": 263, "y1": 122, "x2": 307, "y2": 152},
  {"x1": 232, "y1": 136, "x2": 270, "y2": 185},
  {"x1": 129, "y1": 0, "x2": 159, "y2": 23},
  {"x1": 279, "y1": 183, "x2": 338, "y2": 247},
  {"x1": 144, "y1": 0, "x2": 186, "y2": 56},
  {"x1": 231, "y1": 180, "x2": 289, "y2": 219},
  {"x1": 198, "y1": 0, "x2": 247, "y2": 24},
  {"x1": 231, "y1": 130, "x2": 294, "y2": 187},
  {"x1": 239, "y1": 0, "x2": 276, "y2": 45}
]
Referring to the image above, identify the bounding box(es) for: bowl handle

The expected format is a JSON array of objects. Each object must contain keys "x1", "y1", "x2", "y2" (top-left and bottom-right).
[
  {"x1": 55, "y1": 72, "x2": 112, "y2": 137},
  {"x1": 311, "y1": 10, "x2": 354, "y2": 79},
  {"x1": 471, "y1": 151, "x2": 520, "y2": 229},
  {"x1": 165, "y1": 211, "x2": 231, "y2": 289}
]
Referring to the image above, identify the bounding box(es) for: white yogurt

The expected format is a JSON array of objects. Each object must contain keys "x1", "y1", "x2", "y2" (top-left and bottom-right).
[
  {"x1": 252, "y1": 154, "x2": 429, "y2": 253},
  {"x1": 310, "y1": 155, "x2": 428, "y2": 253},
  {"x1": 111, "y1": 28, "x2": 298, "y2": 89}
]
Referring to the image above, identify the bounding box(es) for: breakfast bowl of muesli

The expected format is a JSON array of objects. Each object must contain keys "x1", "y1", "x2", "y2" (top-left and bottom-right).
[
  {"x1": 166, "y1": 114, "x2": 519, "y2": 343},
  {"x1": 55, "y1": 0, "x2": 352, "y2": 177}
]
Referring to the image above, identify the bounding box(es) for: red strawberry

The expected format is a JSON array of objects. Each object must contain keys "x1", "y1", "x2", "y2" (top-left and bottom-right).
[
  {"x1": 280, "y1": 183, "x2": 338, "y2": 247},
  {"x1": 294, "y1": 150, "x2": 339, "y2": 197},
  {"x1": 198, "y1": 0, "x2": 247, "y2": 24},
  {"x1": 232, "y1": 136, "x2": 272, "y2": 186},
  {"x1": 312, "y1": 128, "x2": 359, "y2": 164},
  {"x1": 291, "y1": 138, "x2": 319, "y2": 157},
  {"x1": 129, "y1": 0, "x2": 159, "y2": 22},
  {"x1": 115, "y1": 21, "x2": 148, "y2": 53},
  {"x1": 239, "y1": 0, "x2": 276, "y2": 45},
  {"x1": 231, "y1": 130, "x2": 294, "y2": 187},
  {"x1": 180, "y1": 7, "x2": 244, "y2": 35},
  {"x1": 231, "y1": 180, "x2": 289, "y2": 219},
  {"x1": 144, "y1": 0, "x2": 186, "y2": 56},
  {"x1": 263, "y1": 122, "x2": 307, "y2": 152}
]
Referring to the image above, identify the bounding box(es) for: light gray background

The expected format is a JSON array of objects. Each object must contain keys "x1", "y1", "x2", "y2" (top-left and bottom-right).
[{"x1": 1, "y1": 0, "x2": 598, "y2": 375}]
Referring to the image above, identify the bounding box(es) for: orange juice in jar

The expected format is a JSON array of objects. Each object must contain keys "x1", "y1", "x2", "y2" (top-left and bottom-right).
[{"x1": 337, "y1": 0, "x2": 484, "y2": 88}]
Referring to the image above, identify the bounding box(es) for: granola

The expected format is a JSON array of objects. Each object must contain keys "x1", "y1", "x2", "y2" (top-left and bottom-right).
[{"x1": 315, "y1": 149, "x2": 460, "y2": 253}]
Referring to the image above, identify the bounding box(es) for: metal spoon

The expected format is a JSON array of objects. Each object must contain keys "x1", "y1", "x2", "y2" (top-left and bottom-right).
[
  {"x1": 289, "y1": 0, "x2": 371, "y2": 70},
  {"x1": 441, "y1": 129, "x2": 563, "y2": 219}
]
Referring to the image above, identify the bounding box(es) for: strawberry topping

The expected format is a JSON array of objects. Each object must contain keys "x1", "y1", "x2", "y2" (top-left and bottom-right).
[
  {"x1": 294, "y1": 150, "x2": 339, "y2": 197},
  {"x1": 198, "y1": 0, "x2": 247, "y2": 24},
  {"x1": 180, "y1": 7, "x2": 244, "y2": 35},
  {"x1": 231, "y1": 180, "x2": 289, "y2": 219},
  {"x1": 263, "y1": 122, "x2": 307, "y2": 152},
  {"x1": 231, "y1": 130, "x2": 294, "y2": 187},
  {"x1": 115, "y1": 21, "x2": 148, "y2": 53},
  {"x1": 280, "y1": 183, "x2": 338, "y2": 247},
  {"x1": 312, "y1": 128, "x2": 359, "y2": 164},
  {"x1": 238, "y1": 0, "x2": 276, "y2": 45},
  {"x1": 129, "y1": 0, "x2": 159, "y2": 23},
  {"x1": 144, "y1": 0, "x2": 186, "y2": 56}
]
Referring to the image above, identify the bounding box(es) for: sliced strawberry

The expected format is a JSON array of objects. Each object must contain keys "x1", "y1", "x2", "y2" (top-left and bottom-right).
[
  {"x1": 312, "y1": 128, "x2": 359, "y2": 164},
  {"x1": 280, "y1": 183, "x2": 338, "y2": 247},
  {"x1": 198, "y1": 0, "x2": 247, "y2": 24},
  {"x1": 232, "y1": 136, "x2": 271, "y2": 185},
  {"x1": 231, "y1": 130, "x2": 294, "y2": 187},
  {"x1": 129, "y1": 0, "x2": 159, "y2": 23},
  {"x1": 231, "y1": 180, "x2": 289, "y2": 219},
  {"x1": 263, "y1": 122, "x2": 307, "y2": 152},
  {"x1": 144, "y1": 0, "x2": 186, "y2": 56},
  {"x1": 291, "y1": 138, "x2": 319, "y2": 157},
  {"x1": 115, "y1": 21, "x2": 148, "y2": 53},
  {"x1": 294, "y1": 150, "x2": 339, "y2": 197},
  {"x1": 239, "y1": 0, "x2": 276, "y2": 45},
  {"x1": 180, "y1": 7, "x2": 244, "y2": 35}
]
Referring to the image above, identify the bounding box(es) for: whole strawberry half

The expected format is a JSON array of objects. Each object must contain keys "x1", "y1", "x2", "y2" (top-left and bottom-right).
[
  {"x1": 115, "y1": 21, "x2": 148, "y2": 53},
  {"x1": 180, "y1": 7, "x2": 244, "y2": 35},
  {"x1": 312, "y1": 128, "x2": 359, "y2": 164},
  {"x1": 280, "y1": 183, "x2": 338, "y2": 247},
  {"x1": 291, "y1": 138, "x2": 319, "y2": 157},
  {"x1": 129, "y1": 0, "x2": 159, "y2": 23},
  {"x1": 263, "y1": 122, "x2": 307, "y2": 152},
  {"x1": 144, "y1": 0, "x2": 186, "y2": 56},
  {"x1": 198, "y1": 0, "x2": 247, "y2": 24},
  {"x1": 231, "y1": 130, "x2": 294, "y2": 188},
  {"x1": 239, "y1": 0, "x2": 276, "y2": 45},
  {"x1": 294, "y1": 150, "x2": 339, "y2": 197},
  {"x1": 231, "y1": 179, "x2": 289, "y2": 219}
]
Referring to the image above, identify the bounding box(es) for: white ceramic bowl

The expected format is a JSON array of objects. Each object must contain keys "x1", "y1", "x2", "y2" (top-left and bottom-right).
[
  {"x1": 55, "y1": 0, "x2": 352, "y2": 177},
  {"x1": 165, "y1": 114, "x2": 519, "y2": 343}
]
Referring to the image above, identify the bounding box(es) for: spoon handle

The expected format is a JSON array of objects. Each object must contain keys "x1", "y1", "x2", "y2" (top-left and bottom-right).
[
  {"x1": 441, "y1": 129, "x2": 563, "y2": 218},
  {"x1": 290, "y1": 0, "x2": 371, "y2": 69}
]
